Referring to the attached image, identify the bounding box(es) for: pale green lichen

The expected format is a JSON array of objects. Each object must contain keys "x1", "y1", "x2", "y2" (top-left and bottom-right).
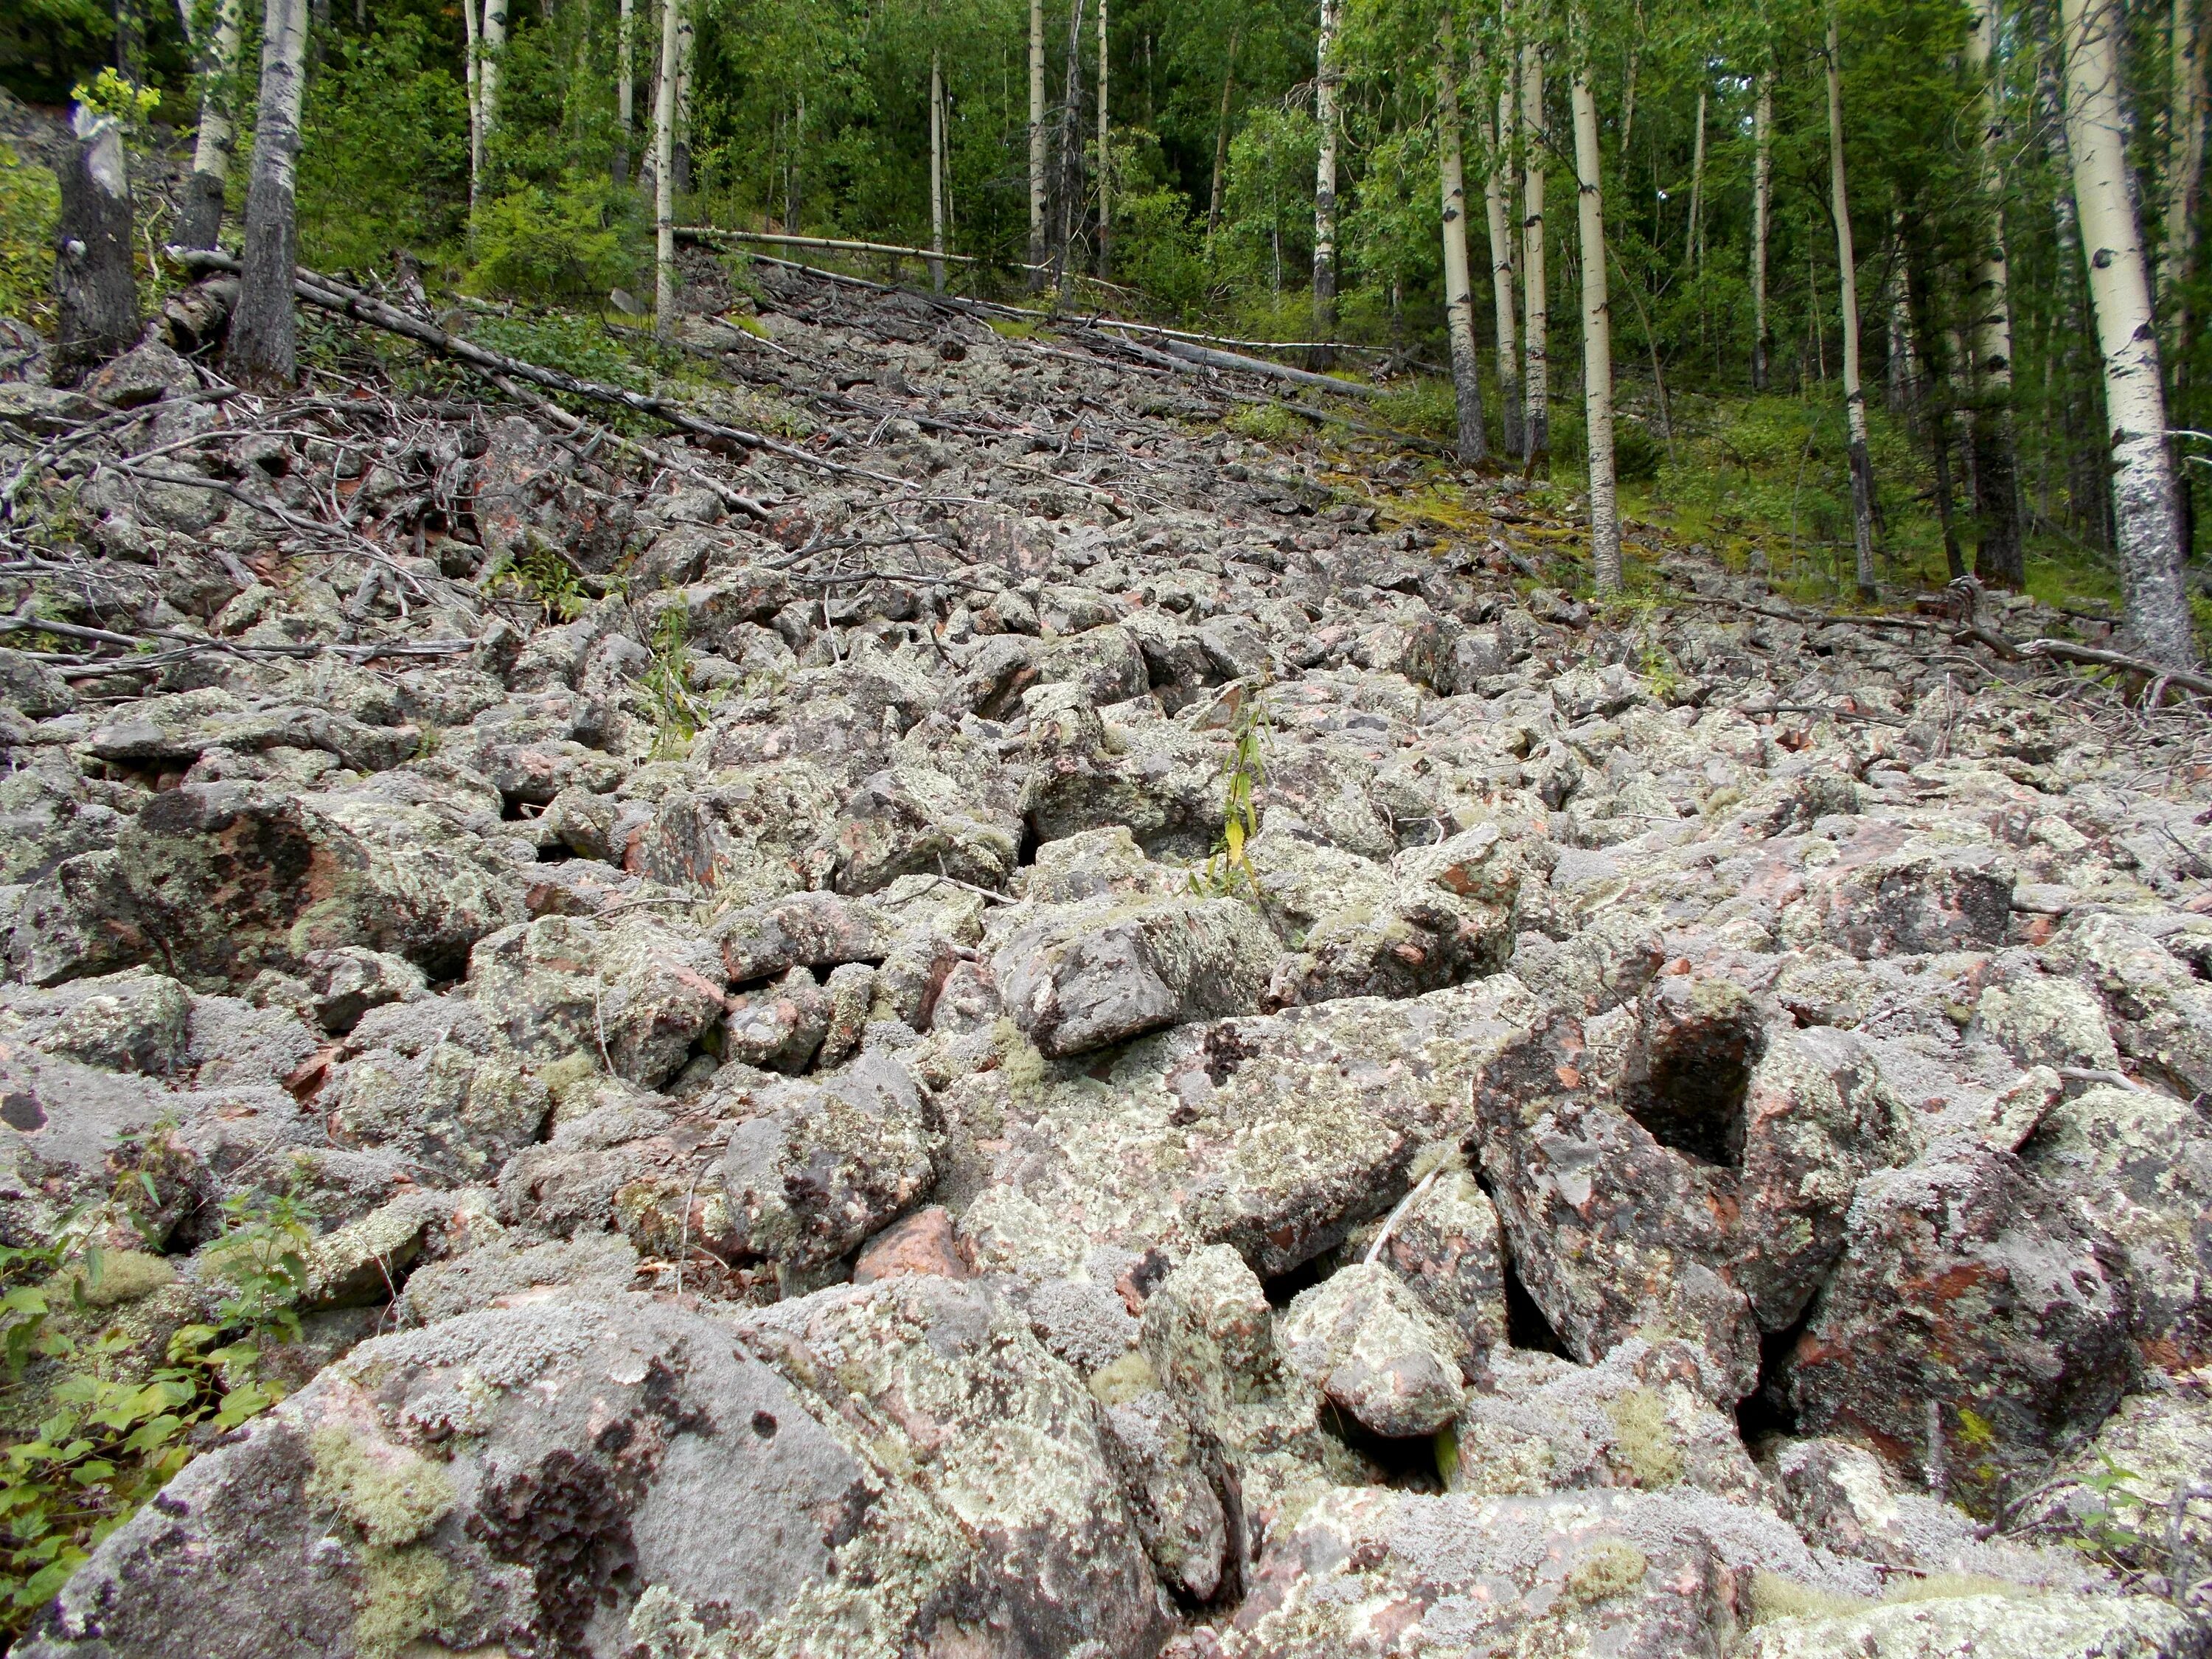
[
  {"x1": 51, "y1": 1250, "x2": 174, "y2": 1308},
  {"x1": 1088, "y1": 1349, "x2": 1159, "y2": 1406},
  {"x1": 307, "y1": 1423, "x2": 456, "y2": 1547},
  {"x1": 1603, "y1": 1388, "x2": 1685, "y2": 1489},
  {"x1": 1560, "y1": 1537, "x2": 1648, "y2": 1607},
  {"x1": 351, "y1": 1543, "x2": 473, "y2": 1659},
  {"x1": 1749, "y1": 1570, "x2": 1874, "y2": 1624}
]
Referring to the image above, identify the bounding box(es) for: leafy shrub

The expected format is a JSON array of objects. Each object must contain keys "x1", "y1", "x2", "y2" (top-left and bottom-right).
[
  {"x1": 467, "y1": 169, "x2": 639, "y2": 303},
  {"x1": 299, "y1": 18, "x2": 471, "y2": 273},
  {"x1": 0, "y1": 1186, "x2": 312, "y2": 1644},
  {"x1": 0, "y1": 142, "x2": 59, "y2": 333}
]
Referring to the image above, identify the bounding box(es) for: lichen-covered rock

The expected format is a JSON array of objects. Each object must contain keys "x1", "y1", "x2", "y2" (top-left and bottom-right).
[
  {"x1": 733, "y1": 1274, "x2": 1174, "y2": 1656},
  {"x1": 321, "y1": 1000, "x2": 552, "y2": 1185},
  {"x1": 715, "y1": 1051, "x2": 938, "y2": 1276},
  {"x1": 1739, "y1": 1591, "x2": 2199, "y2": 1659},
  {"x1": 18, "y1": 1297, "x2": 872, "y2": 1659},
  {"x1": 1471, "y1": 976, "x2": 1918, "y2": 1399},
  {"x1": 2020, "y1": 1082, "x2": 2212, "y2": 1370},
  {"x1": 1096, "y1": 1375, "x2": 1235, "y2": 1603},
  {"x1": 992, "y1": 893, "x2": 1279, "y2": 1057},
  {"x1": 1196, "y1": 1485, "x2": 1840, "y2": 1659},
  {"x1": 709, "y1": 888, "x2": 893, "y2": 984},
  {"x1": 1279, "y1": 1262, "x2": 1466, "y2": 1437},
  {"x1": 10, "y1": 782, "x2": 526, "y2": 988},
  {"x1": 467, "y1": 914, "x2": 728, "y2": 1088},
  {"x1": 1453, "y1": 1340, "x2": 1765, "y2": 1503},
  {"x1": 2051, "y1": 914, "x2": 2212, "y2": 1104},
  {"x1": 1787, "y1": 1139, "x2": 2135, "y2": 1512},
  {"x1": 719, "y1": 961, "x2": 830, "y2": 1071},
  {"x1": 2011, "y1": 1372, "x2": 2212, "y2": 1580},
  {"x1": 952, "y1": 980, "x2": 1537, "y2": 1279},
  {"x1": 1346, "y1": 1164, "x2": 1509, "y2": 1371},
  {"x1": 0, "y1": 965, "x2": 192, "y2": 1074}
]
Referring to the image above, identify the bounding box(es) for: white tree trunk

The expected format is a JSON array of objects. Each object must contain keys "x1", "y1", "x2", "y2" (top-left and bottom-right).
[
  {"x1": 479, "y1": 0, "x2": 509, "y2": 176},
  {"x1": 1752, "y1": 66, "x2": 1773, "y2": 389},
  {"x1": 1436, "y1": 9, "x2": 1488, "y2": 464},
  {"x1": 1570, "y1": 41, "x2": 1620, "y2": 592},
  {"x1": 1964, "y1": 0, "x2": 2024, "y2": 587},
  {"x1": 1520, "y1": 35, "x2": 1548, "y2": 466},
  {"x1": 1486, "y1": 38, "x2": 1523, "y2": 457},
  {"x1": 616, "y1": 0, "x2": 633, "y2": 183},
  {"x1": 181, "y1": 0, "x2": 243, "y2": 248},
  {"x1": 464, "y1": 0, "x2": 482, "y2": 206},
  {"x1": 225, "y1": 0, "x2": 308, "y2": 386},
  {"x1": 930, "y1": 49, "x2": 947, "y2": 292},
  {"x1": 1826, "y1": 6, "x2": 1878, "y2": 597},
  {"x1": 1029, "y1": 0, "x2": 1046, "y2": 283},
  {"x1": 653, "y1": 0, "x2": 681, "y2": 331},
  {"x1": 2164, "y1": 0, "x2": 2206, "y2": 316},
  {"x1": 1312, "y1": 0, "x2": 1341, "y2": 341},
  {"x1": 2062, "y1": 0, "x2": 2196, "y2": 664},
  {"x1": 1686, "y1": 83, "x2": 1706, "y2": 284},
  {"x1": 1098, "y1": 0, "x2": 1110, "y2": 278},
  {"x1": 673, "y1": 0, "x2": 696, "y2": 193}
]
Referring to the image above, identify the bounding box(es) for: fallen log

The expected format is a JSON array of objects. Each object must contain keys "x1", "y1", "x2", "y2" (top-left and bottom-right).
[
  {"x1": 164, "y1": 247, "x2": 913, "y2": 490},
  {"x1": 2017, "y1": 636, "x2": 2212, "y2": 699}
]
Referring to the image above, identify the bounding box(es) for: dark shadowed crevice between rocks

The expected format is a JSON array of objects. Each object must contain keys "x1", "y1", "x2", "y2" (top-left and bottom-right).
[
  {"x1": 1470, "y1": 1158, "x2": 1573, "y2": 1357},
  {"x1": 1318, "y1": 1401, "x2": 1448, "y2": 1492},
  {"x1": 1618, "y1": 1005, "x2": 1764, "y2": 1169},
  {"x1": 1262, "y1": 1253, "x2": 1332, "y2": 1310},
  {"x1": 1735, "y1": 1310, "x2": 1811, "y2": 1455}
]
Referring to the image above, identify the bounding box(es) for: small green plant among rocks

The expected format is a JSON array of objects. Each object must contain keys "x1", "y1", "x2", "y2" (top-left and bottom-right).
[
  {"x1": 1189, "y1": 689, "x2": 1268, "y2": 902},
  {"x1": 642, "y1": 607, "x2": 706, "y2": 759},
  {"x1": 0, "y1": 1188, "x2": 313, "y2": 1643},
  {"x1": 488, "y1": 545, "x2": 588, "y2": 622}
]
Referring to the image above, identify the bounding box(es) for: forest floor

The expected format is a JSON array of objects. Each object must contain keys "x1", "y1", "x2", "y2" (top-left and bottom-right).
[{"x1": 1, "y1": 243, "x2": 2211, "y2": 1657}]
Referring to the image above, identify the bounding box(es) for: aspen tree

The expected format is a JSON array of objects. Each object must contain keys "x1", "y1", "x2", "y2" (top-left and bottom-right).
[
  {"x1": 1056, "y1": 0, "x2": 1087, "y2": 288},
  {"x1": 1751, "y1": 63, "x2": 1773, "y2": 390},
  {"x1": 180, "y1": 0, "x2": 243, "y2": 248},
  {"x1": 673, "y1": 0, "x2": 696, "y2": 192},
  {"x1": 479, "y1": 0, "x2": 509, "y2": 174},
  {"x1": 55, "y1": 105, "x2": 138, "y2": 375},
  {"x1": 1520, "y1": 24, "x2": 1549, "y2": 467},
  {"x1": 1029, "y1": 0, "x2": 1046, "y2": 284},
  {"x1": 464, "y1": 0, "x2": 481, "y2": 204},
  {"x1": 1824, "y1": 4, "x2": 1878, "y2": 598},
  {"x1": 1312, "y1": 0, "x2": 1343, "y2": 349},
  {"x1": 653, "y1": 0, "x2": 681, "y2": 332},
  {"x1": 1098, "y1": 0, "x2": 1111, "y2": 278},
  {"x1": 2164, "y1": 0, "x2": 2206, "y2": 323},
  {"x1": 1437, "y1": 8, "x2": 1489, "y2": 463},
  {"x1": 1963, "y1": 0, "x2": 2025, "y2": 588},
  {"x1": 1483, "y1": 21, "x2": 1523, "y2": 456},
  {"x1": 1686, "y1": 83, "x2": 1705, "y2": 289},
  {"x1": 1570, "y1": 8, "x2": 1620, "y2": 591},
  {"x1": 931, "y1": 49, "x2": 947, "y2": 292},
  {"x1": 615, "y1": 0, "x2": 633, "y2": 184},
  {"x1": 2061, "y1": 0, "x2": 2197, "y2": 665},
  {"x1": 226, "y1": 0, "x2": 310, "y2": 386},
  {"x1": 1208, "y1": 27, "x2": 1242, "y2": 237}
]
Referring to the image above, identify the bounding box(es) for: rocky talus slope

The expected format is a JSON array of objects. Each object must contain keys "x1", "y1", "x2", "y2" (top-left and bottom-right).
[{"x1": 2, "y1": 263, "x2": 2211, "y2": 1658}]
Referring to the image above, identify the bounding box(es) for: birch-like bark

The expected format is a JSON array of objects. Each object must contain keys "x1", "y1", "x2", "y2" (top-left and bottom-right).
[
  {"x1": 1570, "y1": 46, "x2": 1619, "y2": 592},
  {"x1": 55, "y1": 107, "x2": 139, "y2": 377},
  {"x1": 1520, "y1": 32, "x2": 1548, "y2": 467},
  {"x1": 1028, "y1": 0, "x2": 1046, "y2": 284},
  {"x1": 464, "y1": 0, "x2": 482, "y2": 206},
  {"x1": 1751, "y1": 66, "x2": 1773, "y2": 390},
  {"x1": 1478, "y1": 30, "x2": 1523, "y2": 456},
  {"x1": 1964, "y1": 0, "x2": 2025, "y2": 587},
  {"x1": 673, "y1": 1, "x2": 695, "y2": 194},
  {"x1": 2163, "y1": 0, "x2": 2206, "y2": 320},
  {"x1": 225, "y1": 0, "x2": 308, "y2": 386},
  {"x1": 1207, "y1": 27, "x2": 1242, "y2": 237},
  {"x1": 930, "y1": 49, "x2": 947, "y2": 292},
  {"x1": 614, "y1": 0, "x2": 633, "y2": 184},
  {"x1": 1312, "y1": 0, "x2": 1342, "y2": 347},
  {"x1": 1436, "y1": 10, "x2": 1488, "y2": 464},
  {"x1": 479, "y1": 0, "x2": 509, "y2": 178},
  {"x1": 653, "y1": 0, "x2": 681, "y2": 332},
  {"x1": 1097, "y1": 0, "x2": 1111, "y2": 278},
  {"x1": 1825, "y1": 5, "x2": 1878, "y2": 597},
  {"x1": 1686, "y1": 83, "x2": 1706, "y2": 283},
  {"x1": 2062, "y1": 0, "x2": 2196, "y2": 664},
  {"x1": 180, "y1": 0, "x2": 244, "y2": 248},
  {"x1": 1056, "y1": 0, "x2": 1086, "y2": 290}
]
